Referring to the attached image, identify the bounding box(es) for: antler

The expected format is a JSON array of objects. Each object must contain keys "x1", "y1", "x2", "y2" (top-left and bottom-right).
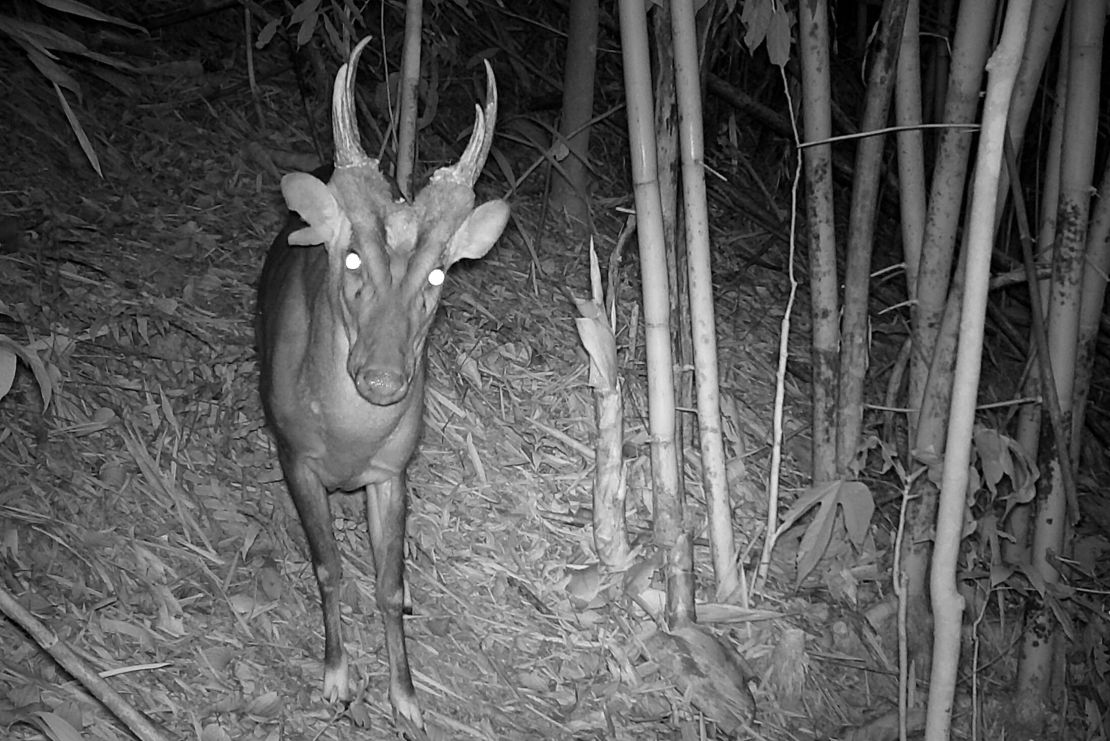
[
  {"x1": 431, "y1": 60, "x2": 498, "y2": 188},
  {"x1": 333, "y1": 37, "x2": 377, "y2": 170},
  {"x1": 332, "y1": 39, "x2": 496, "y2": 189}
]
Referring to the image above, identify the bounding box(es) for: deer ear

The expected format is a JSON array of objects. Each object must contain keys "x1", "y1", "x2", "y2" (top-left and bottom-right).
[
  {"x1": 444, "y1": 200, "x2": 510, "y2": 265},
  {"x1": 281, "y1": 172, "x2": 345, "y2": 246}
]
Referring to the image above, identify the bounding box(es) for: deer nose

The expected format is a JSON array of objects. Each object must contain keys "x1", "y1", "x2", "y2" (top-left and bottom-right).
[{"x1": 354, "y1": 367, "x2": 408, "y2": 405}]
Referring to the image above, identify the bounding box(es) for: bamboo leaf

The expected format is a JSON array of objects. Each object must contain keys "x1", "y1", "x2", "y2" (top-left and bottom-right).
[
  {"x1": 740, "y1": 0, "x2": 771, "y2": 52},
  {"x1": 34, "y1": 0, "x2": 145, "y2": 31},
  {"x1": 795, "y1": 497, "x2": 836, "y2": 584},
  {"x1": 2, "y1": 16, "x2": 136, "y2": 71},
  {"x1": 14, "y1": 38, "x2": 82, "y2": 97},
  {"x1": 766, "y1": 5, "x2": 792, "y2": 67},
  {"x1": 776, "y1": 479, "x2": 839, "y2": 532},
  {"x1": 1, "y1": 15, "x2": 85, "y2": 54},
  {"x1": 296, "y1": 12, "x2": 318, "y2": 47},
  {"x1": 85, "y1": 64, "x2": 139, "y2": 95},
  {"x1": 0, "y1": 335, "x2": 53, "y2": 409},
  {"x1": 973, "y1": 427, "x2": 1010, "y2": 495},
  {"x1": 0, "y1": 346, "x2": 15, "y2": 401},
  {"x1": 75, "y1": 47, "x2": 137, "y2": 71},
  {"x1": 54, "y1": 83, "x2": 103, "y2": 177},
  {"x1": 489, "y1": 146, "x2": 517, "y2": 192},
  {"x1": 838, "y1": 481, "x2": 874, "y2": 548},
  {"x1": 256, "y1": 18, "x2": 281, "y2": 48},
  {"x1": 291, "y1": 0, "x2": 321, "y2": 24},
  {"x1": 32, "y1": 711, "x2": 84, "y2": 741}
]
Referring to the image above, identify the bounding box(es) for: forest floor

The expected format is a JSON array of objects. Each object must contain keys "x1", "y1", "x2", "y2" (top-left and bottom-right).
[{"x1": 0, "y1": 10, "x2": 1094, "y2": 741}]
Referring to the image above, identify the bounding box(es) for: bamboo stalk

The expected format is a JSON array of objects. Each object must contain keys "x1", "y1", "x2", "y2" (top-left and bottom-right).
[{"x1": 617, "y1": 0, "x2": 692, "y2": 628}]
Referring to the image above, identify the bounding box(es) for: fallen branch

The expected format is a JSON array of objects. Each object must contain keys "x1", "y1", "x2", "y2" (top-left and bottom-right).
[{"x1": 0, "y1": 586, "x2": 176, "y2": 741}]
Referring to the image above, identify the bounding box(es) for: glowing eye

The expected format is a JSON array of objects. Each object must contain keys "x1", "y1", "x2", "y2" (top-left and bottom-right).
[
  {"x1": 428, "y1": 268, "x2": 445, "y2": 286},
  {"x1": 345, "y1": 252, "x2": 362, "y2": 270}
]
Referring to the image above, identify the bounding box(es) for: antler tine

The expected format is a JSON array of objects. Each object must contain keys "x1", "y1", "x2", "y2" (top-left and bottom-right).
[
  {"x1": 333, "y1": 36, "x2": 376, "y2": 169},
  {"x1": 472, "y1": 59, "x2": 499, "y2": 178},
  {"x1": 432, "y1": 59, "x2": 499, "y2": 187}
]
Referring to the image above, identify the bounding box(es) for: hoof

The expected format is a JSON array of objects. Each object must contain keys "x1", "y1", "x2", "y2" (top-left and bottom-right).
[
  {"x1": 322, "y1": 654, "x2": 351, "y2": 704},
  {"x1": 392, "y1": 690, "x2": 424, "y2": 734},
  {"x1": 395, "y1": 709, "x2": 427, "y2": 741}
]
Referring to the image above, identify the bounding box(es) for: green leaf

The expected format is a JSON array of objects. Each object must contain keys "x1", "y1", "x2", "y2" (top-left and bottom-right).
[
  {"x1": 838, "y1": 481, "x2": 874, "y2": 548},
  {"x1": 291, "y1": 0, "x2": 321, "y2": 24},
  {"x1": 0, "y1": 335, "x2": 53, "y2": 409},
  {"x1": 54, "y1": 83, "x2": 102, "y2": 177},
  {"x1": 973, "y1": 426, "x2": 1009, "y2": 494},
  {"x1": 296, "y1": 11, "x2": 318, "y2": 48},
  {"x1": 77, "y1": 47, "x2": 137, "y2": 71},
  {"x1": 256, "y1": 18, "x2": 280, "y2": 48},
  {"x1": 0, "y1": 346, "x2": 15, "y2": 401},
  {"x1": 13, "y1": 38, "x2": 82, "y2": 97},
  {"x1": 784, "y1": 479, "x2": 874, "y2": 584},
  {"x1": 86, "y1": 64, "x2": 139, "y2": 95},
  {"x1": 33, "y1": 0, "x2": 145, "y2": 31},
  {"x1": 32, "y1": 711, "x2": 84, "y2": 741},
  {"x1": 2, "y1": 16, "x2": 135, "y2": 72},
  {"x1": 796, "y1": 496, "x2": 836, "y2": 584},
  {"x1": 766, "y1": 6, "x2": 793, "y2": 67},
  {"x1": 2, "y1": 15, "x2": 86, "y2": 54},
  {"x1": 740, "y1": 0, "x2": 771, "y2": 53},
  {"x1": 778, "y1": 479, "x2": 839, "y2": 532}
]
